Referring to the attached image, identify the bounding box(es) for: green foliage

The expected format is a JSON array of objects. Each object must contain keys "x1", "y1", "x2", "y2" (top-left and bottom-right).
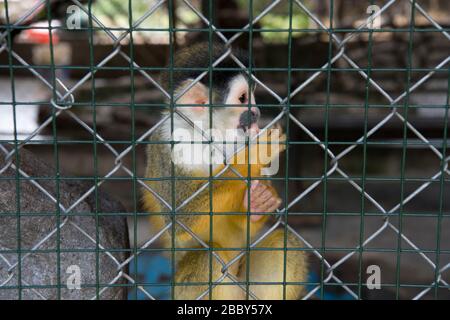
[
  {"x1": 259, "y1": 13, "x2": 309, "y2": 43},
  {"x1": 92, "y1": 0, "x2": 169, "y2": 29},
  {"x1": 236, "y1": 0, "x2": 310, "y2": 43}
]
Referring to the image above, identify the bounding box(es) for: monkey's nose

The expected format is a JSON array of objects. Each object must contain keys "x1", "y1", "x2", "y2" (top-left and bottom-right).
[{"x1": 239, "y1": 107, "x2": 260, "y2": 131}]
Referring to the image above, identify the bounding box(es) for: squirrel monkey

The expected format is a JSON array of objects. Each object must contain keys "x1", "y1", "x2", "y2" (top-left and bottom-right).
[{"x1": 143, "y1": 42, "x2": 308, "y2": 300}]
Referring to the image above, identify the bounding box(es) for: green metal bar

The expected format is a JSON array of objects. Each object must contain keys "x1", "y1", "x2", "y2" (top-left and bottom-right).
[
  {"x1": 243, "y1": 0, "x2": 255, "y2": 301},
  {"x1": 43, "y1": 0, "x2": 62, "y2": 299},
  {"x1": 1, "y1": 245, "x2": 449, "y2": 255},
  {"x1": 282, "y1": 0, "x2": 295, "y2": 301},
  {"x1": 319, "y1": 0, "x2": 334, "y2": 300},
  {"x1": 86, "y1": 0, "x2": 100, "y2": 300},
  {"x1": 207, "y1": 0, "x2": 214, "y2": 301},
  {"x1": 128, "y1": 0, "x2": 139, "y2": 300},
  {"x1": 433, "y1": 65, "x2": 450, "y2": 299},
  {"x1": 0, "y1": 210, "x2": 449, "y2": 219},
  {"x1": 3, "y1": 0, "x2": 23, "y2": 301},
  {"x1": 3, "y1": 24, "x2": 450, "y2": 33},
  {"x1": 395, "y1": 1, "x2": 417, "y2": 299},
  {"x1": 168, "y1": 0, "x2": 176, "y2": 301},
  {"x1": 357, "y1": 0, "x2": 376, "y2": 298},
  {"x1": 3, "y1": 64, "x2": 450, "y2": 73},
  {"x1": 1, "y1": 280, "x2": 446, "y2": 290}
]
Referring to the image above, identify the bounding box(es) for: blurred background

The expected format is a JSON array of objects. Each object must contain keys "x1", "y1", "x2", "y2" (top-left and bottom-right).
[{"x1": 0, "y1": 0, "x2": 449, "y2": 299}]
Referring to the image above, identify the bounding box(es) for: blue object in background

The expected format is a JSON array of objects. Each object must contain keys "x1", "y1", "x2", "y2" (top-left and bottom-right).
[
  {"x1": 306, "y1": 271, "x2": 355, "y2": 300},
  {"x1": 128, "y1": 253, "x2": 354, "y2": 300},
  {"x1": 128, "y1": 253, "x2": 172, "y2": 300}
]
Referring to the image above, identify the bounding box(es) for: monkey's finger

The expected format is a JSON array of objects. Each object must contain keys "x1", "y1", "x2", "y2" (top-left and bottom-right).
[
  {"x1": 250, "y1": 190, "x2": 265, "y2": 203},
  {"x1": 244, "y1": 189, "x2": 267, "y2": 211},
  {"x1": 250, "y1": 180, "x2": 261, "y2": 193},
  {"x1": 257, "y1": 189, "x2": 273, "y2": 203},
  {"x1": 244, "y1": 187, "x2": 263, "y2": 211},
  {"x1": 250, "y1": 199, "x2": 268, "y2": 213},
  {"x1": 249, "y1": 202, "x2": 262, "y2": 213},
  {"x1": 244, "y1": 193, "x2": 258, "y2": 211},
  {"x1": 252, "y1": 183, "x2": 270, "y2": 197},
  {"x1": 260, "y1": 197, "x2": 282, "y2": 213},
  {"x1": 250, "y1": 214, "x2": 264, "y2": 222},
  {"x1": 250, "y1": 190, "x2": 271, "y2": 210}
]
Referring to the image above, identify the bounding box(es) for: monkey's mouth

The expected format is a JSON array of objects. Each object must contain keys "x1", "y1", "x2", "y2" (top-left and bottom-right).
[
  {"x1": 239, "y1": 122, "x2": 260, "y2": 135},
  {"x1": 238, "y1": 109, "x2": 260, "y2": 135}
]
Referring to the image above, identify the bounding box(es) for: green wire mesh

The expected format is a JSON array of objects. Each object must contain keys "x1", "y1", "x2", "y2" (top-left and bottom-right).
[{"x1": 0, "y1": 0, "x2": 449, "y2": 300}]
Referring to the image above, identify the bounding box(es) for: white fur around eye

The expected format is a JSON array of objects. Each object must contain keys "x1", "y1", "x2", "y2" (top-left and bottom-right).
[
  {"x1": 225, "y1": 75, "x2": 251, "y2": 105},
  {"x1": 159, "y1": 75, "x2": 254, "y2": 175}
]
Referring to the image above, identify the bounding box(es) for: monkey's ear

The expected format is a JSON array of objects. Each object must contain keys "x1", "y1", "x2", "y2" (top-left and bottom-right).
[{"x1": 176, "y1": 79, "x2": 209, "y2": 111}]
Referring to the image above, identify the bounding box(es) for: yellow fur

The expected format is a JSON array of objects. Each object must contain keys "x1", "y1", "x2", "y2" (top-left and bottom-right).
[{"x1": 142, "y1": 127, "x2": 308, "y2": 299}]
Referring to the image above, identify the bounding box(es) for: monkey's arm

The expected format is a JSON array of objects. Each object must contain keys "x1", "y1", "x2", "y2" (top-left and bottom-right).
[
  {"x1": 173, "y1": 127, "x2": 286, "y2": 242},
  {"x1": 143, "y1": 127, "x2": 285, "y2": 247},
  {"x1": 170, "y1": 176, "x2": 248, "y2": 246}
]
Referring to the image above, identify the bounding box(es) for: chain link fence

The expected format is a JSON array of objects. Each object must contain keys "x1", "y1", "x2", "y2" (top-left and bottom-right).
[{"x1": 0, "y1": 0, "x2": 449, "y2": 300}]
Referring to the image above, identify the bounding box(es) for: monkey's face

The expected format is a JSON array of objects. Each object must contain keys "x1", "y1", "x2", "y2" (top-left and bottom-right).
[
  {"x1": 220, "y1": 74, "x2": 260, "y2": 136},
  {"x1": 169, "y1": 74, "x2": 261, "y2": 170},
  {"x1": 175, "y1": 74, "x2": 260, "y2": 138}
]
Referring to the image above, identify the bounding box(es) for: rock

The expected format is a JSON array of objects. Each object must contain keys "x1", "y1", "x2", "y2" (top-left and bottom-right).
[{"x1": 0, "y1": 146, "x2": 129, "y2": 299}]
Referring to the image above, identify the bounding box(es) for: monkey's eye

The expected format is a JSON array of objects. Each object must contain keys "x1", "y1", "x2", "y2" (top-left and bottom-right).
[{"x1": 239, "y1": 93, "x2": 247, "y2": 104}]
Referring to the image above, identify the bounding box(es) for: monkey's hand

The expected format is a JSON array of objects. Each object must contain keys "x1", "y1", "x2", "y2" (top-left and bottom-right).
[
  {"x1": 242, "y1": 180, "x2": 282, "y2": 222},
  {"x1": 229, "y1": 124, "x2": 286, "y2": 178},
  {"x1": 256, "y1": 124, "x2": 287, "y2": 159}
]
